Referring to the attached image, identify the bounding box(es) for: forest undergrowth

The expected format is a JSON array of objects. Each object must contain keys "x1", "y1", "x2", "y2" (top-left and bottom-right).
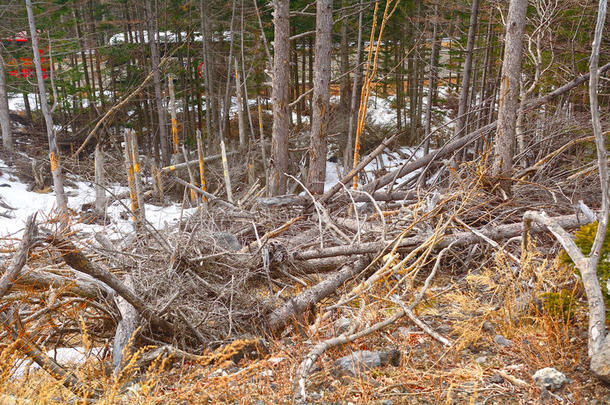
[{"x1": 2, "y1": 123, "x2": 610, "y2": 404}]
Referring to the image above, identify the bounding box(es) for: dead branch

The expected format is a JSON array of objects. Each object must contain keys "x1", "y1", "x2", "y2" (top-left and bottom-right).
[
  {"x1": 522, "y1": 211, "x2": 604, "y2": 356},
  {"x1": 0, "y1": 308, "x2": 101, "y2": 400},
  {"x1": 47, "y1": 234, "x2": 177, "y2": 338},
  {"x1": 269, "y1": 255, "x2": 371, "y2": 332},
  {"x1": 161, "y1": 151, "x2": 235, "y2": 173},
  {"x1": 364, "y1": 62, "x2": 610, "y2": 194},
  {"x1": 112, "y1": 276, "x2": 140, "y2": 376},
  {"x1": 307, "y1": 132, "x2": 399, "y2": 211},
  {"x1": 0, "y1": 214, "x2": 37, "y2": 299},
  {"x1": 294, "y1": 212, "x2": 588, "y2": 260},
  {"x1": 173, "y1": 177, "x2": 242, "y2": 212}
]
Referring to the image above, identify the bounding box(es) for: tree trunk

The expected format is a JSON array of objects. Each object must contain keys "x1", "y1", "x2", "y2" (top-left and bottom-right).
[
  {"x1": 454, "y1": 0, "x2": 479, "y2": 140},
  {"x1": 25, "y1": 0, "x2": 68, "y2": 218},
  {"x1": 395, "y1": 41, "x2": 403, "y2": 132},
  {"x1": 339, "y1": 0, "x2": 350, "y2": 113},
  {"x1": 491, "y1": 0, "x2": 528, "y2": 193},
  {"x1": 145, "y1": 0, "x2": 170, "y2": 166},
  {"x1": 269, "y1": 0, "x2": 291, "y2": 195},
  {"x1": 344, "y1": 0, "x2": 364, "y2": 170},
  {"x1": 307, "y1": 0, "x2": 333, "y2": 194},
  {"x1": 423, "y1": 4, "x2": 439, "y2": 155},
  {"x1": 234, "y1": 58, "x2": 247, "y2": 148},
  {"x1": 0, "y1": 52, "x2": 12, "y2": 152},
  {"x1": 200, "y1": 0, "x2": 215, "y2": 148},
  {"x1": 94, "y1": 143, "x2": 106, "y2": 216}
]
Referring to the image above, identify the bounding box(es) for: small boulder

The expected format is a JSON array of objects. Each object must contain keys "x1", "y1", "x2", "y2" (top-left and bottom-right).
[
  {"x1": 482, "y1": 321, "x2": 495, "y2": 333},
  {"x1": 489, "y1": 373, "x2": 504, "y2": 384},
  {"x1": 334, "y1": 349, "x2": 400, "y2": 376},
  {"x1": 333, "y1": 317, "x2": 352, "y2": 335},
  {"x1": 212, "y1": 232, "x2": 241, "y2": 251},
  {"x1": 493, "y1": 334, "x2": 512, "y2": 347},
  {"x1": 532, "y1": 367, "x2": 567, "y2": 391}
]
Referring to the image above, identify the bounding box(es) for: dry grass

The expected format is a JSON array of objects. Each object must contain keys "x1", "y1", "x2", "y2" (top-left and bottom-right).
[{"x1": 3, "y1": 237, "x2": 610, "y2": 404}]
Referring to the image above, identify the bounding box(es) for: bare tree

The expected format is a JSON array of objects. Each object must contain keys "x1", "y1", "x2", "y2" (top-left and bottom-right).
[
  {"x1": 587, "y1": 0, "x2": 609, "y2": 360},
  {"x1": 25, "y1": 0, "x2": 68, "y2": 217},
  {"x1": 522, "y1": 0, "x2": 610, "y2": 381},
  {"x1": 269, "y1": 0, "x2": 291, "y2": 195},
  {"x1": 0, "y1": 50, "x2": 12, "y2": 152},
  {"x1": 423, "y1": 3, "x2": 439, "y2": 156},
  {"x1": 145, "y1": 0, "x2": 170, "y2": 167},
  {"x1": 453, "y1": 0, "x2": 480, "y2": 140},
  {"x1": 491, "y1": 0, "x2": 528, "y2": 193},
  {"x1": 343, "y1": 0, "x2": 364, "y2": 171},
  {"x1": 307, "y1": 0, "x2": 333, "y2": 194}
]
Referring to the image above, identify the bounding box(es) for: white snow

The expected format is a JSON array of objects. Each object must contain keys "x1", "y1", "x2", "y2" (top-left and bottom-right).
[
  {"x1": 7, "y1": 93, "x2": 36, "y2": 112},
  {"x1": 0, "y1": 159, "x2": 196, "y2": 240},
  {"x1": 11, "y1": 346, "x2": 104, "y2": 378}
]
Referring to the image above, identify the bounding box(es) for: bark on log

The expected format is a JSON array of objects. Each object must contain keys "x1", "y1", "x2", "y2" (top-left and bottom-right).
[
  {"x1": 112, "y1": 276, "x2": 140, "y2": 376},
  {"x1": 269, "y1": 255, "x2": 371, "y2": 332},
  {"x1": 293, "y1": 213, "x2": 589, "y2": 261},
  {"x1": 16, "y1": 266, "x2": 111, "y2": 299}
]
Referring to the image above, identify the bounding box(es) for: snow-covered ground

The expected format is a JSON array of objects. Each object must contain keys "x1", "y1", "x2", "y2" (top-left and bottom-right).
[
  {"x1": 0, "y1": 158, "x2": 197, "y2": 240},
  {"x1": 2, "y1": 86, "x2": 455, "y2": 237},
  {"x1": 323, "y1": 146, "x2": 424, "y2": 193}
]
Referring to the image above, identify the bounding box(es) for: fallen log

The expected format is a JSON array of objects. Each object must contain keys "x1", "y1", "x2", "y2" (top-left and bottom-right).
[
  {"x1": 47, "y1": 234, "x2": 177, "y2": 338},
  {"x1": 293, "y1": 212, "x2": 590, "y2": 261},
  {"x1": 0, "y1": 214, "x2": 37, "y2": 299},
  {"x1": 363, "y1": 62, "x2": 610, "y2": 194},
  {"x1": 256, "y1": 190, "x2": 417, "y2": 208},
  {"x1": 16, "y1": 267, "x2": 112, "y2": 299},
  {"x1": 362, "y1": 122, "x2": 496, "y2": 194},
  {"x1": 269, "y1": 255, "x2": 371, "y2": 332},
  {"x1": 160, "y1": 151, "x2": 236, "y2": 173}
]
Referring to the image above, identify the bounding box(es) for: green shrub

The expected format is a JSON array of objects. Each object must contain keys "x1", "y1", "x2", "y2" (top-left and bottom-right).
[
  {"x1": 560, "y1": 220, "x2": 610, "y2": 311},
  {"x1": 540, "y1": 290, "x2": 575, "y2": 322}
]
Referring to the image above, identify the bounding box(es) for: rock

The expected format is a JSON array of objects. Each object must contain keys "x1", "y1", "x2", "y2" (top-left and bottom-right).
[
  {"x1": 393, "y1": 326, "x2": 412, "y2": 339},
  {"x1": 333, "y1": 317, "x2": 352, "y2": 335},
  {"x1": 482, "y1": 321, "x2": 494, "y2": 333},
  {"x1": 212, "y1": 232, "x2": 241, "y2": 251},
  {"x1": 268, "y1": 356, "x2": 285, "y2": 365},
  {"x1": 493, "y1": 334, "x2": 512, "y2": 347},
  {"x1": 475, "y1": 356, "x2": 487, "y2": 365},
  {"x1": 334, "y1": 349, "x2": 401, "y2": 376},
  {"x1": 489, "y1": 373, "x2": 504, "y2": 384},
  {"x1": 381, "y1": 400, "x2": 394, "y2": 405},
  {"x1": 532, "y1": 367, "x2": 567, "y2": 391}
]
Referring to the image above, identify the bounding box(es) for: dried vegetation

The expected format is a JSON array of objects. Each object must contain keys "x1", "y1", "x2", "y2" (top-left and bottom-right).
[{"x1": 2, "y1": 112, "x2": 610, "y2": 403}]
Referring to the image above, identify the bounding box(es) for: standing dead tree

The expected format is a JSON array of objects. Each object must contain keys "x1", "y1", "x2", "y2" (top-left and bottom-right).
[
  {"x1": 25, "y1": 0, "x2": 68, "y2": 220},
  {"x1": 522, "y1": 0, "x2": 610, "y2": 382}
]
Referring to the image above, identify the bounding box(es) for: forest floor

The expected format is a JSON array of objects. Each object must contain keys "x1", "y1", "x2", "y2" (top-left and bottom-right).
[{"x1": 2, "y1": 96, "x2": 610, "y2": 404}]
